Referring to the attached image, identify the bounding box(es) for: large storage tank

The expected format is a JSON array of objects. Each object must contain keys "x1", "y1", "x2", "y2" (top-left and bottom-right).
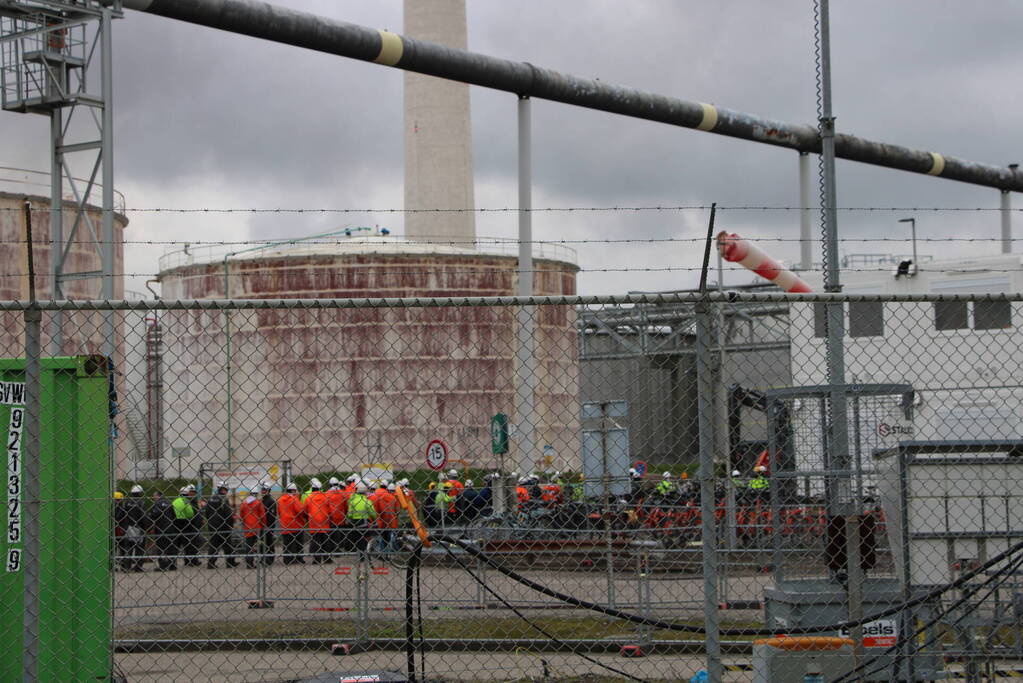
[
  {"x1": 157, "y1": 234, "x2": 580, "y2": 475},
  {"x1": 0, "y1": 190, "x2": 127, "y2": 347},
  {"x1": 0, "y1": 189, "x2": 131, "y2": 475}
]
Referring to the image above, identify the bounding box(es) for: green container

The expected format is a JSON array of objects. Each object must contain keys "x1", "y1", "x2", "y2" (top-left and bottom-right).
[{"x1": 0, "y1": 356, "x2": 111, "y2": 682}]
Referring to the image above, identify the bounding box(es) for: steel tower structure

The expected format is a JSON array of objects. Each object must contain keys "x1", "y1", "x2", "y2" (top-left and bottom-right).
[{"x1": 1, "y1": 0, "x2": 121, "y2": 357}]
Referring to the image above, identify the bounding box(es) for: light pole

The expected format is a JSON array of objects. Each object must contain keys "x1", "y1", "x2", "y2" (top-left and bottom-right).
[{"x1": 898, "y1": 218, "x2": 918, "y2": 276}]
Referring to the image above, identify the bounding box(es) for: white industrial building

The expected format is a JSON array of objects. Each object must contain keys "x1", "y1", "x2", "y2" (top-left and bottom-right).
[{"x1": 787, "y1": 252, "x2": 1022, "y2": 484}]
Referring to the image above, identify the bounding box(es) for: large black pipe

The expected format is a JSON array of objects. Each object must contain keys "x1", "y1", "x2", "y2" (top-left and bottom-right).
[{"x1": 123, "y1": 0, "x2": 1022, "y2": 193}]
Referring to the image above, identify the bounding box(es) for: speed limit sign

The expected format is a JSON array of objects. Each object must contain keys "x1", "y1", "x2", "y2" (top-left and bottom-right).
[{"x1": 425, "y1": 439, "x2": 449, "y2": 471}]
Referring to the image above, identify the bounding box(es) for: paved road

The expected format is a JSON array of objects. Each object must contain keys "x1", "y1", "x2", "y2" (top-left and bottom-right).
[
  {"x1": 112, "y1": 549, "x2": 772, "y2": 681},
  {"x1": 117, "y1": 649, "x2": 754, "y2": 682},
  {"x1": 114, "y1": 551, "x2": 770, "y2": 630}
]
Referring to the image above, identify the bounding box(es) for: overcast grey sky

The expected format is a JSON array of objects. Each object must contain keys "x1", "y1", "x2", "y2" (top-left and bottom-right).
[{"x1": 4, "y1": 0, "x2": 1021, "y2": 295}]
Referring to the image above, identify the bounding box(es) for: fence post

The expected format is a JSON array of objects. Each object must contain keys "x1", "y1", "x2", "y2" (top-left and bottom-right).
[
  {"x1": 255, "y1": 552, "x2": 266, "y2": 606},
  {"x1": 21, "y1": 305, "x2": 42, "y2": 682},
  {"x1": 696, "y1": 300, "x2": 722, "y2": 683},
  {"x1": 357, "y1": 551, "x2": 370, "y2": 642}
]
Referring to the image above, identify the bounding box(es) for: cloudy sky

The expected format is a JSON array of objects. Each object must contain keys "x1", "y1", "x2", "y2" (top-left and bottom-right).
[{"x1": 4, "y1": 0, "x2": 1021, "y2": 296}]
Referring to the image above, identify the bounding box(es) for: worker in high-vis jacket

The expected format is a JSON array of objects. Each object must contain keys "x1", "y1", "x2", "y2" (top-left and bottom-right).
[
  {"x1": 749, "y1": 466, "x2": 770, "y2": 499},
  {"x1": 305, "y1": 478, "x2": 331, "y2": 564},
  {"x1": 172, "y1": 485, "x2": 201, "y2": 567},
  {"x1": 239, "y1": 487, "x2": 267, "y2": 568},
  {"x1": 370, "y1": 483, "x2": 401, "y2": 552},
  {"x1": 326, "y1": 477, "x2": 350, "y2": 556},
  {"x1": 277, "y1": 482, "x2": 307, "y2": 565},
  {"x1": 346, "y1": 482, "x2": 378, "y2": 553},
  {"x1": 655, "y1": 472, "x2": 677, "y2": 497},
  {"x1": 434, "y1": 482, "x2": 457, "y2": 523}
]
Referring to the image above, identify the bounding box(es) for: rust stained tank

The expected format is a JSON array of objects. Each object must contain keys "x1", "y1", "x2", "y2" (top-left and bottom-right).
[
  {"x1": 0, "y1": 190, "x2": 131, "y2": 473},
  {"x1": 157, "y1": 234, "x2": 580, "y2": 475},
  {"x1": 0, "y1": 190, "x2": 127, "y2": 358}
]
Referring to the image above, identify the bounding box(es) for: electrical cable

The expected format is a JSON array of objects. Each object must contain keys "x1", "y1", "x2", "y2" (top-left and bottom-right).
[
  {"x1": 431, "y1": 534, "x2": 1023, "y2": 638},
  {"x1": 833, "y1": 549, "x2": 1023, "y2": 683},
  {"x1": 434, "y1": 537, "x2": 650, "y2": 683}
]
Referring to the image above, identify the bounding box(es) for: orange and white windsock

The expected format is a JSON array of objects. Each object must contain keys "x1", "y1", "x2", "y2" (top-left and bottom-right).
[{"x1": 716, "y1": 231, "x2": 812, "y2": 293}]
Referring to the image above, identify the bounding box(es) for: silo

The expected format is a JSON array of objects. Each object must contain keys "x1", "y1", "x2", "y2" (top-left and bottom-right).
[
  {"x1": 157, "y1": 234, "x2": 580, "y2": 476},
  {"x1": 0, "y1": 190, "x2": 131, "y2": 474}
]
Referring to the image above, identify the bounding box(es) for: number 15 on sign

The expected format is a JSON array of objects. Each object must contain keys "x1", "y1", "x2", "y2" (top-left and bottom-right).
[{"x1": 425, "y1": 439, "x2": 448, "y2": 471}]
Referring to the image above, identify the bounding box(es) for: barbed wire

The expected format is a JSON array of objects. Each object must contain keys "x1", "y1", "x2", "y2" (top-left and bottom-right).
[
  {"x1": 6, "y1": 204, "x2": 1023, "y2": 213},
  {"x1": 7, "y1": 236, "x2": 1023, "y2": 246},
  {"x1": 2, "y1": 266, "x2": 1023, "y2": 280}
]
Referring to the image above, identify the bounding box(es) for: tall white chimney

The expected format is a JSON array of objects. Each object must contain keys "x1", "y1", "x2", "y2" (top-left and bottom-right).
[{"x1": 403, "y1": 0, "x2": 476, "y2": 244}]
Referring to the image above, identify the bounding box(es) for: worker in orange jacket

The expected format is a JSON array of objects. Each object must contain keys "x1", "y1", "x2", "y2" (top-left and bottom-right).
[
  {"x1": 305, "y1": 478, "x2": 331, "y2": 564},
  {"x1": 516, "y1": 477, "x2": 532, "y2": 512},
  {"x1": 239, "y1": 488, "x2": 267, "y2": 568},
  {"x1": 444, "y1": 469, "x2": 465, "y2": 497},
  {"x1": 370, "y1": 483, "x2": 401, "y2": 552},
  {"x1": 277, "y1": 482, "x2": 307, "y2": 565},
  {"x1": 326, "y1": 477, "x2": 350, "y2": 556},
  {"x1": 540, "y1": 482, "x2": 563, "y2": 508}
]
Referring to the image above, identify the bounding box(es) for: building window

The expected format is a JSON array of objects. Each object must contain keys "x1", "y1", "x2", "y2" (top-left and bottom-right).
[
  {"x1": 813, "y1": 303, "x2": 827, "y2": 338},
  {"x1": 934, "y1": 300, "x2": 1013, "y2": 331},
  {"x1": 849, "y1": 301, "x2": 884, "y2": 337},
  {"x1": 974, "y1": 300, "x2": 1012, "y2": 330},
  {"x1": 934, "y1": 301, "x2": 968, "y2": 331}
]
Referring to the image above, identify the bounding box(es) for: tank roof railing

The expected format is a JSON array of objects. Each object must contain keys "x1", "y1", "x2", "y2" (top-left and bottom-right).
[
  {"x1": 0, "y1": 166, "x2": 127, "y2": 213},
  {"x1": 158, "y1": 232, "x2": 578, "y2": 273}
]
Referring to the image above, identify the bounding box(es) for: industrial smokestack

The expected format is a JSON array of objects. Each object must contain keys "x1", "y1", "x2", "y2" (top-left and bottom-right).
[{"x1": 404, "y1": 0, "x2": 476, "y2": 245}]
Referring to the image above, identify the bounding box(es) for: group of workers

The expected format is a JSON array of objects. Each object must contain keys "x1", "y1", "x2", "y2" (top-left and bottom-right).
[
  {"x1": 113, "y1": 474, "x2": 412, "y2": 571},
  {"x1": 512, "y1": 471, "x2": 585, "y2": 512},
  {"x1": 625, "y1": 465, "x2": 770, "y2": 503},
  {"x1": 114, "y1": 465, "x2": 775, "y2": 569},
  {"x1": 425, "y1": 469, "x2": 492, "y2": 523}
]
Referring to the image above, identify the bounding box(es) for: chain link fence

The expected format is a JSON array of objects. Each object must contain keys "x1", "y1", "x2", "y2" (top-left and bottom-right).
[{"x1": 1, "y1": 292, "x2": 1022, "y2": 681}]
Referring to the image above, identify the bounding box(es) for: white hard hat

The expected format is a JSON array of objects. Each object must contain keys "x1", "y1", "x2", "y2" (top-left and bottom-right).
[
  {"x1": 662, "y1": 472, "x2": 671, "y2": 478},
  {"x1": 216, "y1": 481, "x2": 228, "y2": 489},
  {"x1": 130, "y1": 484, "x2": 144, "y2": 495},
  {"x1": 731, "y1": 470, "x2": 741, "y2": 477},
  {"x1": 465, "y1": 480, "x2": 473, "y2": 487},
  {"x1": 628, "y1": 468, "x2": 637, "y2": 475},
  {"x1": 261, "y1": 481, "x2": 272, "y2": 491},
  {"x1": 310, "y1": 478, "x2": 322, "y2": 489},
  {"x1": 328, "y1": 476, "x2": 340, "y2": 486},
  {"x1": 387, "y1": 483, "x2": 396, "y2": 492},
  {"x1": 448, "y1": 469, "x2": 459, "y2": 478},
  {"x1": 356, "y1": 482, "x2": 368, "y2": 493},
  {"x1": 184, "y1": 484, "x2": 196, "y2": 493},
  {"x1": 518, "y1": 477, "x2": 528, "y2": 484},
  {"x1": 399, "y1": 478, "x2": 409, "y2": 487},
  {"x1": 346, "y1": 473, "x2": 358, "y2": 482},
  {"x1": 286, "y1": 482, "x2": 298, "y2": 491},
  {"x1": 179, "y1": 486, "x2": 189, "y2": 495}
]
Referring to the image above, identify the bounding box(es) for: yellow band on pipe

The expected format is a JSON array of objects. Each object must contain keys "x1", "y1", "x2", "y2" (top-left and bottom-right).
[
  {"x1": 928, "y1": 152, "x2": 946, "y2": 176},
  {"x1": 375, "y1": 30, "x2": 403, "y2": 66},
  {"x1": 697, "y1": 103, "x2": 718, "y2": 131}
]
